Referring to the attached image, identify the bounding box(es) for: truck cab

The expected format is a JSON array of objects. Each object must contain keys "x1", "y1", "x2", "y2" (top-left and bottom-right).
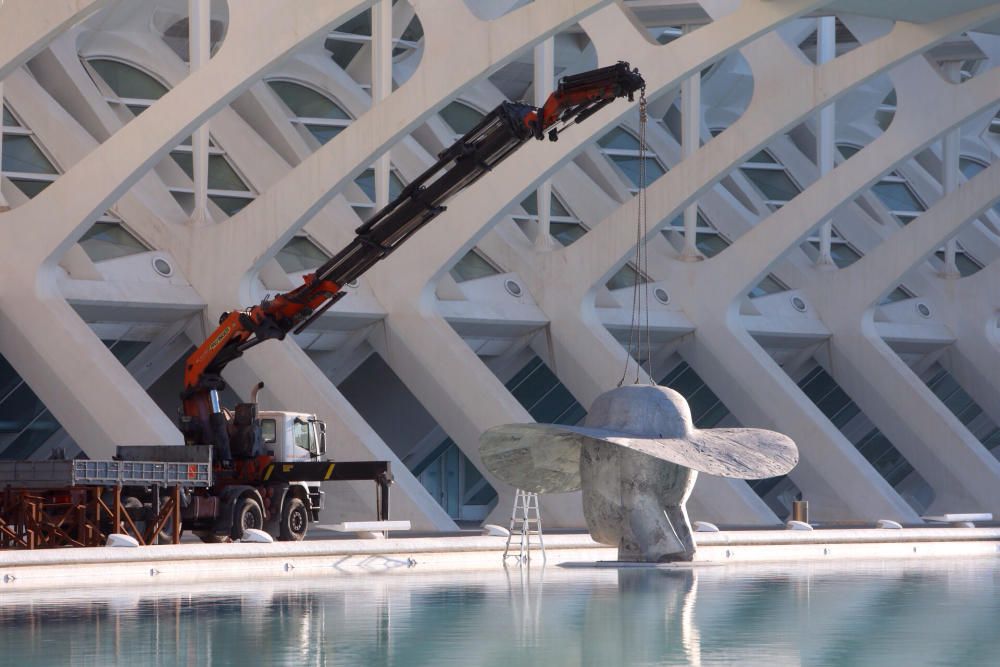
[
  {"x1": 257, "y1": 410, "x2": 327, "y2": 529},
  {"x1": 258, "y1": 411, "x2": 327, "y2": 463}
]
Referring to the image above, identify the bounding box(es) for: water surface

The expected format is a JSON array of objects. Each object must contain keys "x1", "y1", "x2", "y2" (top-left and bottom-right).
[{"x1": 1, "y1": 558, "x2": 998, "y2": 666}]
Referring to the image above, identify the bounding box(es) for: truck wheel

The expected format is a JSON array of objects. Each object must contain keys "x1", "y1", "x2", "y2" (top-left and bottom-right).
[
  {"x1": 279, "y1": 498, "x2": 309, "y2": 541},
  {"x1": 232, "y1": 497, "x2": 264, "y2": 540}
]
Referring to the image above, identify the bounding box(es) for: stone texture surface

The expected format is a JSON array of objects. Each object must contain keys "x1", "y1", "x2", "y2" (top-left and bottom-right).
[
  {"x1": 480, "y1": 384, "x2": 799, "y2": 562},
  {"x1": 581, "y1": 442, "x2": 697, "y2": 562}
]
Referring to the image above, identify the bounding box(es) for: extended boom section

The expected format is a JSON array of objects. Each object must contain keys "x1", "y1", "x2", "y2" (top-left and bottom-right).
[{"x1": 181, "y1": 61, "x2": 644, "y2": 459}]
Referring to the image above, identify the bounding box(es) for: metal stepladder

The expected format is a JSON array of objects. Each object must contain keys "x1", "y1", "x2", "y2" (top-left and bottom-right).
[{"x1": 503, "y1": 489, "x2": 546, "y2": 564}]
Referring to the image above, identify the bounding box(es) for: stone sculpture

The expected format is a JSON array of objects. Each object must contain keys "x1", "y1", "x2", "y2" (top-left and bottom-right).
[{"x1": 480, "y1": 384, "x2": 798, "y2": 562}]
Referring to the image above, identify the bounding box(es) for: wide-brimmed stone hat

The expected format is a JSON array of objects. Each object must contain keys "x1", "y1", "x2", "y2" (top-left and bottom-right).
[{"x1": 480, "y1": 384, "x2": 798, "y2": 494}]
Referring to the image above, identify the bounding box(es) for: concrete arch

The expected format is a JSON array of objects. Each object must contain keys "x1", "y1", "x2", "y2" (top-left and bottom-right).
[
  {"x1": 372, "y1": 3, "x2": 1000, "y2": 522},
  {"x1": 0, "y1": 0, "x2": 110, "y2": 79}
]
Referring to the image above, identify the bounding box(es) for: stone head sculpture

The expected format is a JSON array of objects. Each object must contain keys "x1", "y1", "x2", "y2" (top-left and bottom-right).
[{"x1": 480, "y1": 384, "x2": 798, "y2": 562}]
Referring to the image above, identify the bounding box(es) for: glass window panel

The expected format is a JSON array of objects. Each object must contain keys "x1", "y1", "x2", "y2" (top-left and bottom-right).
[
  {"x1": 2, "y1": 135, "x2": 57, "y2": 174},
  {"x1": 293, "y1": 420, "x2": 311, "y2": 452},
  {"x1": 749, "y1": 274, "x2": 787, "y2": 298},
  {"x1": 959, "y1": 158, "x2": 985, "y2": 180},
  {"x1": 88, "y1": 59, "x2": 168, "y2": 101},
  {"x1": 2, "y1": 106, "x2": 18, "y2": 127},
  {"x1": 334, "y1": 9, "x2": 371, "y2": 36},
  {"x1": 610, "y1": 155, "x2": 665, "y2": 189},
  {"x1": 170, "y1": 152, "x2": 250, "y2": 191},
  {"x1": 746, "y1": 150, "x2": 777, "y2": 164},
  {"x1": 550, "y1": 222, "x2": 586, "y2": 247},
  {"x1": 520, "y1": 192, "x2": 572, "y2": 218},
  {"x1": 324, "y1": 40, "x2": 364, "y2": 69},
  {"x1": 355, "y1": 169, "x2": 375, "y2": 201},
  {"x1": 696, "y1": 232, "x2": 730, "y2": 258},
  {"x1": 879, "y1": 286, "x2": 912, "y2": 305},
  {"x1": 261, "y1": 419, "x2": 276, "y2": 444},
  {"x1": 209, "y1": 195, "x2": 253, "y2": 216},
  {"x1": 354, "y1": 169, "x2": 403, "y2": 202},
  {"x1": 838, "y1": 144, "x2": 860, "y2": 160},
  {"x1": 400, "y1": 16, "x2": 424, "y2": 42},
  {"x1": 935, "y1": 251, "x2": 983, "y2": 277},
  {"x1": 79, "y1": 222, "x2": 150, "y2": 262},
  {"x1": 306, "y1": 124, "x2": 344, "y2": 145},
  {"x1": 1, "y1": 412, "x2": 63, "y2": 460},
  {"x1": 598, "y1": 128, "x2": 639, "y2": 151},
  {"x1": 267, "y1": 81, "x2": 350, "y2": 120},
  {"x1": 883, "y1": 90, "x2": 897, "y2": 106},
  {"x1": 171, "y1": 151, "x2": 193, "y2": 178},
  {"x1": 206, "y1": 155, "x2": 249, "y2": 191},
  {"x1": 520, "y1": 192, "x2": 537, "y2": 215},
  {"x1": 105, "y1": 340, "x2": 149, "y2": 366},
  {"x1": 0, "y1": 355, "x2": 23, "y2": 405},
  {"x1": 743, "y1": 167, "x2": 800, "y2": 202},
  {"x1": 0, "y1": 384, "x2": 48, "y2": 434},
  {"x1": 466, "y1": 481, "x2": 497, "y2": 507},
  {"x1": 810, "y1": 241, "x2": 862, "y2": 268},
  {"x1": 276, "y1": 236, "x2": 330, "y2": 273},
  {"x1": 830, "y1": 243, "x2": 862, "y2": 268},
  {"x1": 955, "y1": 253, "x2": 983, "y2": 276},
  {"x1": 605, "y1": 264, "x2": 647, "y2": 291},
  {"x1": 875, "y1": 110, "x2": 894, "y2": 132},
  {"x1": 872, "y1": 180, "x2": 923, "y2": 213},
  {"x1": 440, "y1": 102, "x2": 484, "y2": 136},
  {"x1": 551, "y1": 195, "x2": 571, "y2": 218},
  {"x1": 450, "y1": 250, "x2": 500, "y2": 282},
  {"x1": 10, "y1": 178, "x2": 52, "y2": 198}
]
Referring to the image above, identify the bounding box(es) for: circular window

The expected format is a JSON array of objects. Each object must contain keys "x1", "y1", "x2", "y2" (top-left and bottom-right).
[
  {"x1": 654, "y1": 288, "x2": 670, "y2": 305},
  {"x1": 791, "y1": 296, "x2": 808, "y2": 312},
  {"x1": 346, "y1": 279, "x2": 359, "y2": 288},
  {"x1": 916, "y1": 302, "x2": 932, "y2": 319},
  {"x1": 152, "y1": 257, "x2": 173, "y2": 277},
  {"x1": 504, "y1": 279, "x2": 522, "y2": 297}
]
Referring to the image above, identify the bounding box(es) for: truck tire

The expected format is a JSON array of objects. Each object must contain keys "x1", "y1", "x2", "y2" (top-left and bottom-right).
[
  {"x1": 279, "y1": 497, "x2": 309, "y2": 542},
  {"x1": 232, "y1": 497, "x2": 264, "y2": 540}
]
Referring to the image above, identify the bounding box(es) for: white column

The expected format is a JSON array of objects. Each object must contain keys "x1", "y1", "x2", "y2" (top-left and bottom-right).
[
  {"x1": 0, "y1": 80, "x2": 8, "y2": 211},
  {"x1": 815, "y1": 15, "x2": 836, "y2": 267},
  {"x1": 534, "y1": 38, "x2": 555, "y2": 251},
  {"x1": 680, "y1": 26, "x2": 701, "y2": 260},
  {"x1": 189, "y1": 0, "x2": 211, "y2": 224},
  {"x1": 372, "y1": 0, "x2": 392, "y2": 211},
  {"x1": 941, "y1": 61, "x2": 961, "y2": 277}
]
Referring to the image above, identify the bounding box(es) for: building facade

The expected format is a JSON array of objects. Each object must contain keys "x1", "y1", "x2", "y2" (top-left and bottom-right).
[{"x1": 1, "y1": 0, "x2": 999, "y2": 530}]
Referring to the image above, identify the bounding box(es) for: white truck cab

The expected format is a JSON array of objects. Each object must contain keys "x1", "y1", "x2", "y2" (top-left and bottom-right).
[
  {"x1": 257, "y1": 411, "x2": 328, "y2": 530},
  {"x1": 259, "y1": 411, "x2": 327, "y2": 463}
]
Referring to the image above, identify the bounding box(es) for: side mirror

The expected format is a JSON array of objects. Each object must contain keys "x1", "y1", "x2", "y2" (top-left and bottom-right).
[{"x1": 318, "y1": 422, "x2": 327, "y2": 456}]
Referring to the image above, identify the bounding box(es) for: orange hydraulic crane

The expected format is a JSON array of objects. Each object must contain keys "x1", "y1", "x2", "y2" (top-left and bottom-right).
[{"x1": 180, "y1": 62, "x2": 645, "y2": 462}]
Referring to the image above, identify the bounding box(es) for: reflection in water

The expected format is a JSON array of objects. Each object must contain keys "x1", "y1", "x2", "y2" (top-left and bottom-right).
[{"x1": 2, "y1": 559, "x2": 1000, "y2": 666}]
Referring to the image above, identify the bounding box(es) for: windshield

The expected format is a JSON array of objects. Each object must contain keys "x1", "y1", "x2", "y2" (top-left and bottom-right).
[{"x1": 293, "y1": 420, "x2": 311, "y2": 453}]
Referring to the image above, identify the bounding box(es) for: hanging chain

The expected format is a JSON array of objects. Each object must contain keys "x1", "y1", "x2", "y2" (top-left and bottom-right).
[{"x1": 619, "y1": 87, "x2": 653, "y2": 386}]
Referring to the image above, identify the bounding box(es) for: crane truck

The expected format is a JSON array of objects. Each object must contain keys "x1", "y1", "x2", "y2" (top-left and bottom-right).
[{"x1": 0, "y1": 62, "x2": 645, "y2": 549}]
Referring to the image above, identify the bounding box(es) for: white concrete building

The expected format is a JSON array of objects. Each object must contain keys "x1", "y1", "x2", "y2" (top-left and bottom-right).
[{"x1": 1, "y1": 0, "x2": 999, "y2": 530}]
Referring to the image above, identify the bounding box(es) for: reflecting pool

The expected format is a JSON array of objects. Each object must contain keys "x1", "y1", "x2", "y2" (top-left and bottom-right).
[{"x1": 2, "y1": 558, "x2": 999, "y2": 666}]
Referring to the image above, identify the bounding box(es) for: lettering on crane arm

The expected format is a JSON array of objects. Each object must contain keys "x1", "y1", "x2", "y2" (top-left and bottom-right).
[{"x1": 207, "y1": 325, "x2": 232, "y2": 352}]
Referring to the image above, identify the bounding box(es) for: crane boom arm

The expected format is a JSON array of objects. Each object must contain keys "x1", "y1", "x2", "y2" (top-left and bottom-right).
[{"x1": 180, "y1": 62, "x2": 644, "y2": 450}]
